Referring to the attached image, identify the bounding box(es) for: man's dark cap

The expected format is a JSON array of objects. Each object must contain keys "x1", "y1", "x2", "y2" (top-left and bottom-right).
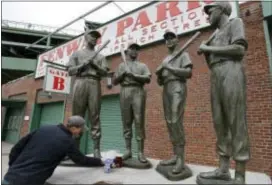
[{"x1": 67, "y1": 115, "x2": 89, "y2": 131}]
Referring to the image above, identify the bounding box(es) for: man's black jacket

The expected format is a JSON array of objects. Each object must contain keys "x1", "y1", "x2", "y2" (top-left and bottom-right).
[{"x1": 4, "y1": 124, "x2": 103, "y2": 185}]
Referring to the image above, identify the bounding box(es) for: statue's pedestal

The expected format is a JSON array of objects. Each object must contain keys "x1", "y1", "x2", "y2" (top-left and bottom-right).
[
  {"x1": 123, "y1": 158, "x2": 152, "y2": 169},
  {"x1": 156, "y1": 164, "x2": 192, "y2": 181},
  {"x1": 196, "y1": 175, "x2": 233, "y2": 185}
]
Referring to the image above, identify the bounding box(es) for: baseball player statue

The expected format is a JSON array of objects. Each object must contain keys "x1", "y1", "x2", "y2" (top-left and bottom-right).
[
  {"x1": 113, "y1": 42, "x2": 152, "y2": 168},
  {"x1": 155, "y1": 30, "x2": 194, "y2": 180},
  {"x1": 196, "y1": 2, "x2": 250, "y2": 184},
  {"x1": 67, "y1": 26, "x2": 109, "y2": 159}
]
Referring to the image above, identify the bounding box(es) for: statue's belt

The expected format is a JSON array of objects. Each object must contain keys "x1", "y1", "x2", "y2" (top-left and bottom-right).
[
  {"x1": 121, "y1": 84, "x2": 143, "y2": 88},
  {"x1": 76, "y1": 75, "x2": 101, "y2": 81},
  {"x1": 209, "y1": 59, "x2": 235, "y2": 69},
  {"x1": 163, "y1": 79, "x2": 186, "y2": 85}
]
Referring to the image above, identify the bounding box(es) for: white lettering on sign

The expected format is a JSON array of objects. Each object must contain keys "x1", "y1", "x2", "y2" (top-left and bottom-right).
[
  {"x1": 35, "y1": 1, "x2": 238, "y2": 78},
  {"x1": 43, "y1": 66, "x2": 71, "y2": 94}
]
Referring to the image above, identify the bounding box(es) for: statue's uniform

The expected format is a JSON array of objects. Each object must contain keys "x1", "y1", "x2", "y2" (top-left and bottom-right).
[
  {"x1": 207, "y1": 18, "x2": 250, "y2": 162},
  {"x1": 67, "y1": 49, "x2": 108, "y2": 151},
  {"x1": 114, "y1": 60, "x2": 151, "y2": 154},
  {"x1": 159, "y1": 52, "x2": 192, "y2": 151}
]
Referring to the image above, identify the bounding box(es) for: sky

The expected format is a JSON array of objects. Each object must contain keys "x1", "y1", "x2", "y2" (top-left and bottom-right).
[
  {"x1": 1, "y1": 1, "x2": 151, "y2": 35},
  {"x1": 1, "y1": 1, "x2": 248, "y2": 36}
]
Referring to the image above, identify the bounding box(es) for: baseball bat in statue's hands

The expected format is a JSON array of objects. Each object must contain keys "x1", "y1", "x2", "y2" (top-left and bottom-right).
[
  {"x1": 156, "y1": 31, "x2": 201, "y2": 76},
  {"x1": 197, "y1": 30, "x2": 217, "y2": 55}
]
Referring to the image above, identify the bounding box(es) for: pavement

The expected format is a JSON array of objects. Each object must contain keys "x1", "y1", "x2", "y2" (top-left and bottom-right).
[{"x1": 1, "y1": 142, "x2": 271, "y2": 184}]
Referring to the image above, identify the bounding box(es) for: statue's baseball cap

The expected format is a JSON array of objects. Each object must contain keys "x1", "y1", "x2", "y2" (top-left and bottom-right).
[
  {"x1": 127, "y1": 42, "x2": 140, "y2": 50},
  {"x1": 203, "y1": 2, "x2": 232, "y2": 16},
  {"x1": 163, "y1": 29, "x2": 177, "y2": 40},
  {"x1": 85, "y1": 29, "x2": 101, "y2": 39}
]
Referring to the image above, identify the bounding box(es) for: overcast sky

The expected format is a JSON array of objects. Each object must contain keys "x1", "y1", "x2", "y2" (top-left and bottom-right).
[
  {"x1": 2, "y1": 1, "x2": 248, "y2": 35},
  {"x1": 2, "y1": 1, "x2": 150, "y2": 34}
]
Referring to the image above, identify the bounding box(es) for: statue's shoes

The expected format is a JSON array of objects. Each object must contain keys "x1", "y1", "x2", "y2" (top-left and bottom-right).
[
  {"x1": 199, "y1": 169, "x2": 231, "y2": 181},
  {"x1": 159, "y1": 156, "x2": 177, "y2": 166}
]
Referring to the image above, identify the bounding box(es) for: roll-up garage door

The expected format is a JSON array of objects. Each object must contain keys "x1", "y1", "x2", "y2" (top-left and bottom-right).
[
  {"x1": 87, "y1": 95, "x2": 137, "y2": 156},
  {"x1": 39, "y1": 102, "x2": 64, "y2": 127},
  {"x1": 4, "y1": 107, "x2": 24, "y2": 144}
]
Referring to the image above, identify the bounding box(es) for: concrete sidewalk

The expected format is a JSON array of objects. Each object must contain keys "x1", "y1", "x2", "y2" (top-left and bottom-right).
[
  {"x1": 1, "y1": 142, "x2": 14, "y2": 179},
  {"x1": 2, "y1": 142, "x2": 271, "y2": 184},
  {"x1": 47, "y1": 156, "x2": 271, "y2": 184}
]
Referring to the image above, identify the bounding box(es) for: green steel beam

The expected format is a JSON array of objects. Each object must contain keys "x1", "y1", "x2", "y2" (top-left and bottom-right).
[
  {"x1": 262, "y1": 1, "x2": 272, "y2": 18},
  {"x1": 263, "y1": 20, "x2": 272, "y2": 76},
  {"x1": 2, "y1": 40, "x2": 52, "y2": 49},
  {"x1": 2, "y1": 27, "x2": 73, "y2": 40},
  {"x1": 1, "y1": 98, "x2": 26, "y2": 107},
  {"x1": 2, "y1": 57, "x2": 36, "y2": 71}
]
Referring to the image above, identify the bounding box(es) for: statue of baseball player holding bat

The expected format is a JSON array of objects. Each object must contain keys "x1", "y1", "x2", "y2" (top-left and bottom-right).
[
  {"x1": 67, "y1": 26, "x2": 110, "y2": 159},
  {"x1": 196, "y1": 2, "x2": 250, "y2": 185},
  {"x1": 113, "y1": 42, "x2": 151, "y2": 164},
  {"x1": 155, "y1": 30, "x2": 199, "y2": 176}
]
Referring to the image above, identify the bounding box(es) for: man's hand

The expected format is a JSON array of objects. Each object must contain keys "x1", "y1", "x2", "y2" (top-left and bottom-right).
[{"x1": 113, "y1": 156, "x2": 123, "y2": 168}]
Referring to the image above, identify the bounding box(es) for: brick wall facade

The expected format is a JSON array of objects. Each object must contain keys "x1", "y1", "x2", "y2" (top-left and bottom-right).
[{"x1": 2, "y1": 2, "x2": 272, "y2": 176}]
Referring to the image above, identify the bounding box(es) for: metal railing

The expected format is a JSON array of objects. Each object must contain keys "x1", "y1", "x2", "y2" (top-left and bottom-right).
[{"x1": 2, "y1": 19, "x2": 83, "y2": 36}]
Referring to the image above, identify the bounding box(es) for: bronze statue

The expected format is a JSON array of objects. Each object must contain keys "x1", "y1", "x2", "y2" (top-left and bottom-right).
[
  {"x1": 196, "y1": 2, "x2": 250, "y2": 184},
  {"x1": 155, "y1": 30, "x2": 193, "y2": 180},
  {"x1": 67, "y1": 28, "x2": 109, "y2": 158},
  {"x1": 113, "y1": 42, "x2": 152, "y2": 168}
]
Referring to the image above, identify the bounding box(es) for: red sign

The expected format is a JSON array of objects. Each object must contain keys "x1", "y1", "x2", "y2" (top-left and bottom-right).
[{"x1": 35, "y1": 1, "x2": 238, "y2": 79}]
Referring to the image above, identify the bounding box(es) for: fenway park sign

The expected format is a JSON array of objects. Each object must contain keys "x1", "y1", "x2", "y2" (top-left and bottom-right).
[{"x1": 35, "y1": 0, "x2": 238, "y2": 78}]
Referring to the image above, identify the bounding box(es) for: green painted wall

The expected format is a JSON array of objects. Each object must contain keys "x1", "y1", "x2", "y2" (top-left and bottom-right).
[
  {"x1": 262, "y1": 1, "x2": 272, "y2": 18},
  {"x1": 29, "y1": 104, "x2": 41, "y2": 132},
  {"x1": 2, "y1": 57, "x2": 36, "y2": 71}
]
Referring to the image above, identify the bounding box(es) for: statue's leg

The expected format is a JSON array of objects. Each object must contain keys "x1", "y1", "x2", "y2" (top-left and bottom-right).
[
  {"x1": 221, "y1": 63, "x2": 249, "y2": 184},
  {"x1": 199, "y1": 67, "x2": 231, "y2": 180},
  {"x1": 168, "y1": 83, "x2": 186, "y2": 174},
  {"x1": 88, "y1": 80, "x2": 102, "y2": 158},
  {"x1": 72, "y1": 79, "x2": 88, "y2": 150},
  {"x1": 120, "y1": 87, "x2": 133, "y2": 160},
  {"x1": 159, "y1": 84, "x2": 177, "y2": 166},
  {"x1": 132, "y1": 87, "x2": 147, "y2": 163}
]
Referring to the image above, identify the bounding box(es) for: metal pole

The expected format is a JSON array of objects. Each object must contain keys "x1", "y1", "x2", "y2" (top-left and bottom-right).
[
  {"x1": 25, "y1": 1, "x2": 113, "y2": 50},
  {"x1": 113, "y1": 2, "x2": 126, "y2": 13}
]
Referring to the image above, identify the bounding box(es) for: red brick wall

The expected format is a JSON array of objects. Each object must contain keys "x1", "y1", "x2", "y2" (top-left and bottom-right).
[
  {"x1": 1, "y1": 75, "x2": 66, "y2": 136},
  {"x1": 2, "y1": 1, "x2": 271, "y2": 176}
]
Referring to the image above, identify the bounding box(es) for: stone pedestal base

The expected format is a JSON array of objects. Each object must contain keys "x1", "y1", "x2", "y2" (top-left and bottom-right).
[
  {"x1": 156, "y1": 164, "x2": 192, "y2": 181},
  {"x1": 123, "y1": 158, "x2": 152, "y2": 169},
  {"x1": 196, "y1": 175, "x2": 233, "y2": 185}
]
